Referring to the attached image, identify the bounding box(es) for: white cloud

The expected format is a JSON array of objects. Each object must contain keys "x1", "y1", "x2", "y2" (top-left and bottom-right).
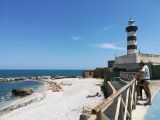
[
  {"x1": 92, "y1": 43, "x2": 126, "y2": 50},
  {"x1": 71, "y1": 36, "x2": 81, "y2": 41}
]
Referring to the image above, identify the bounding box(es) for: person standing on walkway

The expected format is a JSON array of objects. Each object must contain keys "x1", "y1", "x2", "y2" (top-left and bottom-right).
[{"x1": 137, "y1": 61, "x2": 151, "y2": 105}]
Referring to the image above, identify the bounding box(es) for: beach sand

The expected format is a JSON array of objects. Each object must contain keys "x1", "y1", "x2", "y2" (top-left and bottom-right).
[{"x1": 0, "y1": 78, "x2": 104, "y2": 120}]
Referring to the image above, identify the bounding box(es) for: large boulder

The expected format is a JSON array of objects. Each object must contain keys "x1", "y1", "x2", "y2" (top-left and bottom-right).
[{"x1": 12, "y1": 88, "x2": 33, "y2": 96}]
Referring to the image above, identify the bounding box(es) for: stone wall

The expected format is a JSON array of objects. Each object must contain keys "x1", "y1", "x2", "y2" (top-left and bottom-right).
[
  {"x1": 114, "y1": 53, "x2": 160, "y2": 65},
  {"x1": 93, "y1": 68, "x2": 106, "y2": 78},
  {"x1": 115, "y1": 54, "x2": 137, "y2": 64},
  {"x1": 102, "y1": 81, "x2": 114, "y2": 98},
  {"x1": 113, "y1": 63, "x2": 138, "y2": 71},
  {"x1": 82, "y1": 70, "x2": 94, "y2": 78},
  {"x1": 104, "y1": 71, "x2": 120, "y2": 81},
  {"x1": 151, "y1": 65, "x2": 160, "y2": 80},
  {"x1": 136, "y1": 54, "x2": 160, "y2": 65},
  {"x1": 112, "y1": 63, "x2": 160, "y2": 80}
]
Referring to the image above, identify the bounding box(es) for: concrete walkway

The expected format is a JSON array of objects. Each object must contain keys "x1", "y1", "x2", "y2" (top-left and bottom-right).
[
  {"x1": 132, "y1": 91, "x2": 150, "y2": 120},
  {"x1": 132, "y1": 80, "x2": 160, "y2": 120}
]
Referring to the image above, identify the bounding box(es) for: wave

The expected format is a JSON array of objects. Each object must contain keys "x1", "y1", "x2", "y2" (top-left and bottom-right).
[{"x1": 0, "y1": 96, "x2": 5, "y2": 100}]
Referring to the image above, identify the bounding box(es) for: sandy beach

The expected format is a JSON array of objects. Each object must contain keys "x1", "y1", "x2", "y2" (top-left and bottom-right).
[{"x1": 0, "y1": 78, "x2": 104, "y2": 120}]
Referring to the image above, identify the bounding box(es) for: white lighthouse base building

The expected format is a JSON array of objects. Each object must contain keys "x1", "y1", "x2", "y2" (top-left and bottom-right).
[{"x1": 112, "y1": 53, "x2": 160, "y2": 70}]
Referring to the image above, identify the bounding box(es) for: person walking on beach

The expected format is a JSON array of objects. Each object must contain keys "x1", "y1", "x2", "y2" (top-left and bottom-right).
[{"x1": 137, "y1": 61, "x2": 151, "y2": 105}]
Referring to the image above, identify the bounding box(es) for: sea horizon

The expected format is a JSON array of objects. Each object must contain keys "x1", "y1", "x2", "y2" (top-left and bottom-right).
[
  {"x1": 0, "y1": 70, "x2": 83, "y2": 78},
  {"x1": 0, "y1": 69, "x2": 84, "y2": 70}
]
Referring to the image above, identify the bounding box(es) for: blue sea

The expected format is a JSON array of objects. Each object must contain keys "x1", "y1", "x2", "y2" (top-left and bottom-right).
[
  {"x1": 144, "y1": 91, "x2": 160, "y2": 120},
  {"x1": 0, "y1": 80, "x2": 44, "y2": 108},
  {"x1": 0, "y1": 70, "x2": 82, "y2": 78},
  {"x1": 0, "y1": 70, "x2": 82, "y2": 109}
]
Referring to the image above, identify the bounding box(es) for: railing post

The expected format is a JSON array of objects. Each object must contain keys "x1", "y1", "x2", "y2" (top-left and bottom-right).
[
  {"x1": 120, "y1": 99, "x2": 124, "y2": 120},
  {"x1": 114, "y1": 95, "x2": 122, "y2": 120},
  {"x1": 133, "y1": 82, "x2": 136, "y2": 109},
  {"x1": 134, "y1": 83, "x2": 137, "y2": 109},
  {"x1": 128, "y1": 86, "x2": 132, "y2": 120},
  {"x1": 123, "y1": 88, "x2": 130, "y2": 120},
  {"x1": 97, "y1": 111, "x2": 110, "y2": 120}
]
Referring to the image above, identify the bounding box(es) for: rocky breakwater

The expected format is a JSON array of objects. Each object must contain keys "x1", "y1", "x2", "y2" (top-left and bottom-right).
[
  {"x1": 47, "y1": 81, "x2": 63, "y2": 92},
  {"x1": 42, "y1": 79, "x2": 73, "y2": 92},
  {"x1": 12, "y1": 88, "x2": 33, "y2": 96}
]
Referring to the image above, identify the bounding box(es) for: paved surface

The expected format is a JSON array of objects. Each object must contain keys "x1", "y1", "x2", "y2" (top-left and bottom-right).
[
  {"x1": 132, "y1": 80, "x2": 160, "y2": 120},
  {"x1": 132, "y1": 90, "x2": 150, "y2": 120}
]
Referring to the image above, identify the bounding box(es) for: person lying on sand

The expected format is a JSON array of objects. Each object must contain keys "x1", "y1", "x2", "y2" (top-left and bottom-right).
[{"x1": 86, "y1": 92, "x2": 101, "y2": 98}]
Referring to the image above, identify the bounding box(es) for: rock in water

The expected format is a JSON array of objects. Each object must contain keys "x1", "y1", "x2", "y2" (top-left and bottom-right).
[{"x1": 12, "y1": 88, "x2": 33, "y2": 96}]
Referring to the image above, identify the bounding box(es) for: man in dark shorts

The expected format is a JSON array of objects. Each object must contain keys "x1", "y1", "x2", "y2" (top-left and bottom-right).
[{"x1": 137, "y1": 61, "x2": 151, "y2": 105}]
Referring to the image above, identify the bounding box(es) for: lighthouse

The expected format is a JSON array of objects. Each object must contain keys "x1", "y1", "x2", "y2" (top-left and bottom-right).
[
  {"x1": 126, "y1": 18, "x2": 138, "y2": 54},
  {"x1": 112, "y1": 19, "x2": 160, "y2": 72}
]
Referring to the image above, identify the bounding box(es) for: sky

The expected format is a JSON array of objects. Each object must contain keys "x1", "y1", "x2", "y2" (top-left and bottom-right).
[{"x1": 0, "y1": 0, "x2": 160, "y2": 69}]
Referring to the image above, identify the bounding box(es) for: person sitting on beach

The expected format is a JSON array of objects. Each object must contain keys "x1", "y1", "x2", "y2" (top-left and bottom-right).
[{"x1": 137, "y1": 61, "x2": 151, "y2": 105}]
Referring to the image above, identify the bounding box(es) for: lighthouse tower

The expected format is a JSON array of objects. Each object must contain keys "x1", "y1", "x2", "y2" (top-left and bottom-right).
[{"x1": 126, "y1": 18, "x2": 138, "y2": 54}]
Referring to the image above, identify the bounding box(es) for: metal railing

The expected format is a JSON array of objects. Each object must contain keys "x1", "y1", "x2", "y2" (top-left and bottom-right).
[
  {"x1": 88, "y1": 72, "x2": 137, "y2": 120},
  {"x1": 120, "y1": 72, "x2": 137, "y2": 81}
]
